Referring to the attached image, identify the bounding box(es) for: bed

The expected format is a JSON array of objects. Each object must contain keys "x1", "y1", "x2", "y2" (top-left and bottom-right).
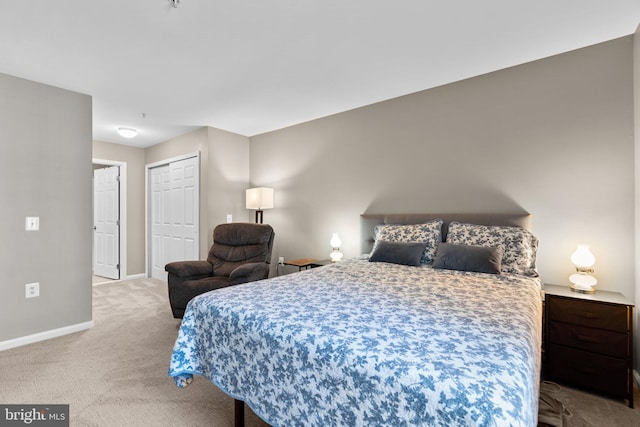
[{"x1": 169, "y1": 213, "x2": 543, "y2": 426}]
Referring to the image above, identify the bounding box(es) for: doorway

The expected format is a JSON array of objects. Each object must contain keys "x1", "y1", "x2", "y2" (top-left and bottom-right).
[
  {"x1": 92, "y1": 159, "x2": 127, "y2": 281},
  {"x1": 146, "y1": 153, "x2": 200, "y2": 280}
]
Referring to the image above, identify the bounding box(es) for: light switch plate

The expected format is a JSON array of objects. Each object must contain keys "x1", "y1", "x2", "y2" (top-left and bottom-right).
[
  {"x1": 25, "y1": 216, "x2": 39, "y2": 231},
  {"x1": 226, "y1": 214, "x2": 232, "y2": 223}
]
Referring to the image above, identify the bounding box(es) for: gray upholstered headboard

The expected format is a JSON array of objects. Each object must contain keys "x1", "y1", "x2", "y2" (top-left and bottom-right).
[{"x1": 360, "y1": 213, "x2": 532, "y2": 255}]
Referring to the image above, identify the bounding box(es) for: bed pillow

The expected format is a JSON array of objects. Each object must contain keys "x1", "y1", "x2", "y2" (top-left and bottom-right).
[
  {"x1": 432, "y1": 242, "x2": 504, "y2": 274},
  {"x1": 446, "y1": 222, "x2": 538, "y2": 276},
  {"x1": 369, "y1": 241, "x2": 427, "y2": 266},
  {"x1": 373, "y1": 219, "x2": 443, "y2": 264}
]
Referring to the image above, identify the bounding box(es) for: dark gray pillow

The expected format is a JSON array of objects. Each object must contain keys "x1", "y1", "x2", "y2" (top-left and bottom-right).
[
  {"x1": 369, "y1": 241, "x2": 427, "y2": 266},
  {"x1": 432, "y1": 243, "x2": 504, "y2": 274}
]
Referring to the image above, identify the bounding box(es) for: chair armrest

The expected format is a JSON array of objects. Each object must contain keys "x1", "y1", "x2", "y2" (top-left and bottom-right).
[
  {"x1": 230, "y1": 262, "x2": 269, "y2": 285},
  {"x1": 165, "y1": 260, "x2": 212, "y2": 278}
]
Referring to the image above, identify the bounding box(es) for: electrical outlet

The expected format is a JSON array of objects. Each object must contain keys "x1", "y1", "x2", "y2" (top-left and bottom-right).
[
  {"x1": 226, "y1": 214, "x2": 232, "y2": 223},
  {"x1": 25, "y1": 282, "x2": 39, "y2": 298},
  {"x1": 278, "y1": 256, "x2": 284, "y2": 265}
]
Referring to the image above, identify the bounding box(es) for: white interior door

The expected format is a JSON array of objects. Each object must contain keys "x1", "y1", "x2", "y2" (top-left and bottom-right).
[
  {"x1": 150, "y1": 165, "x2": 170, "y2": 280},
  {"x1": 150, "y1": 156, "x2": 199, "y2": 280},
  {"x1": 169, "y1": 157, "x2": 199, "y2": 261},
  {"x1": 93, "y1": 166, "x2": 120, "y2": 279}
]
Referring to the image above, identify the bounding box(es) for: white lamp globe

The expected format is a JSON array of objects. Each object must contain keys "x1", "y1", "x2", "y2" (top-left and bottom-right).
[{"x1": 570, "y1": 245, "x2": 595, "y2": 268}]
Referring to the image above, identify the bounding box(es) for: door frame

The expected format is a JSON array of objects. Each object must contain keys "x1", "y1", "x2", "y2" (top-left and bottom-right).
[
  {"x1": 145, "y1": 151, "x2": 200, "y2": 279},
  {"x1": 92, "y1": 158, "x2": 127, "y2": 280}
]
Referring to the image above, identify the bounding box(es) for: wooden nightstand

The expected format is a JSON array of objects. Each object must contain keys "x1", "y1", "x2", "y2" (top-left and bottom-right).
[{"x1": 543, "y1": 284, "x2": 635, "y2": 408}]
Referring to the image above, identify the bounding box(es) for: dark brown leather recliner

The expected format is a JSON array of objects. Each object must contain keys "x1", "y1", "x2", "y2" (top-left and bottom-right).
[{"x1": 165, "y1": 222, "x2": 275, "y2": 318}]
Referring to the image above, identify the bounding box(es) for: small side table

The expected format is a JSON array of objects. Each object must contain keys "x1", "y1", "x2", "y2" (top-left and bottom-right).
[
  {"x1": 309, "y1": 259, "x2": 331, "y2": 268},
  {"x1": 284, "y1": 258, "x2": 332, "y2": 271},
  {"x1": 284, "y1": 258, "x2": 317, "y2": 271}
]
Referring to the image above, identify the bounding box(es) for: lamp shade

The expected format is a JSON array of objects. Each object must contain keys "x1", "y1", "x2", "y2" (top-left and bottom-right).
[
  {"x1": 330, "y1": 233, "x2": 342, "y2": 248},
  {"x1": 246, "y1": 187, "x2": 274, "y2": 210},
  {"x1": 571, "y1": 245, "x2": 595, "y2": 268}
]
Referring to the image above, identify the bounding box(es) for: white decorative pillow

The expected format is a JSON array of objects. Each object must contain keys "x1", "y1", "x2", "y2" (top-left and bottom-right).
[
  {"x1": 373, "y1": 219, "x2": 443, "y2": 264},
  {"x1": 446, "y1": 222, "x2": 538, "y2": 276}
]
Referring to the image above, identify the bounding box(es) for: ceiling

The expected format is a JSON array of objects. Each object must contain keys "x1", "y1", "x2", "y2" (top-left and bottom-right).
[{"x1": 1, "y1": 1, "x2": 639, "y2": 148}]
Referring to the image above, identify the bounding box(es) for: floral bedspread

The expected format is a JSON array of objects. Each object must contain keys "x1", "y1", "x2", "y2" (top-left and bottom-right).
[{"x1": 169, "y1": 257, "x2": 542, "y2": 426}]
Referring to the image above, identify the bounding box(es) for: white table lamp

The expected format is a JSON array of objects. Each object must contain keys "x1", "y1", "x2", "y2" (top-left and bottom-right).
[
  {"x1": 569, "y1": 244, "x2": 597, "y2": 293},
  {"x1": 330, "y1": 233, "x2": 343, "y2": 262}
]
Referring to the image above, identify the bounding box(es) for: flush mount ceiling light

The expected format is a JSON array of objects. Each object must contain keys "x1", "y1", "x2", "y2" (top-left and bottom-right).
[{"x1": 117, "y1": 127, "x2": 138, "y2": 138}]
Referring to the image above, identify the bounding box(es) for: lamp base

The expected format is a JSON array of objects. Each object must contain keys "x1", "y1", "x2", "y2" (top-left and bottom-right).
[
  {"x1": 329, "y1": 249, "x2": 343, "y2": 262},
  {"x1": 570, "y1": 284, "x2": 595, "y2": 294},
  {"x1": 569, "y1": 272, "x2": 597, "y2": 294}
]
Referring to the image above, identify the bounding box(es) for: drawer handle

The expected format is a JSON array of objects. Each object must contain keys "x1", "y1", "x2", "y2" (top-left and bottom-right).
[{"x1": 576, "y1": 334, "x2": 599, "y2": 343}]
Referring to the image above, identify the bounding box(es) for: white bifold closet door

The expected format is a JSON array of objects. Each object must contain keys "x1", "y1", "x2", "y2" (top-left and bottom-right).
[{"x1": 150, "y1": 156, "x2": 199, "y2": 280}]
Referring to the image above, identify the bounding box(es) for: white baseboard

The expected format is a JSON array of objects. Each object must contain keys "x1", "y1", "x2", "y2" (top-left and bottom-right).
[
  {"x1": 93, "y1": 273, "x2": 147, "y2": 287},
  {"x1": 0, "y1": 321, "x2": 94, "y2": 352}
]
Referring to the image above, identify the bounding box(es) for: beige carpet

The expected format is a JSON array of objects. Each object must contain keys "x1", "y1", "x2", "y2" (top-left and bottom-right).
[
  {"x1": 539, "y1": 380, "x2": 640, "y2": 427},
  {"x1": 0, "y1": 278, "x2": 268, "y2": 427},
  {"x1": 0, "y1": 278, "x2": 638, "y2": 426},
  {"x1": 92, "y1": 275, "x2": 119, "y2": 285}
]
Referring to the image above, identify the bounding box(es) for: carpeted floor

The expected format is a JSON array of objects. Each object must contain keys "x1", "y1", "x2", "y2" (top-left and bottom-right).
[
  {"x1": 0, "y1": 278, "x2": 638, "y2": 426},
  {"x1": 0, "y1": 278, "x2": 268, "y2": 426},
  {"x1": 539, "y1": 380, "x2": 639, "y2": 426}
]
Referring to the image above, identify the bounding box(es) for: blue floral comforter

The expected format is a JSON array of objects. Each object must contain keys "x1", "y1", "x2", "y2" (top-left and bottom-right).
[{"x1": 169, "y1": 257, "x2": 542, "y2": 426}]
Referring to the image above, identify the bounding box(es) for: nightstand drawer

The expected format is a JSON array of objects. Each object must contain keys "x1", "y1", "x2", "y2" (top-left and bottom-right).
[
  {"x1": 546, "y1": 343, "x2": 629, "y2": 397},
  {"x1": 548, "y1": 297, "x2": 628, "y2": 331},
  {"x1": 548, "y1": 322, "x2": 629, "y2": 358}
]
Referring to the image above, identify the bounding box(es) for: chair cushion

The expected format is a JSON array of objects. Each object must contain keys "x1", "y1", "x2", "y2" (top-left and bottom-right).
[
  {"x1": 171, "y1": 276, "x2": 234, "y2": 311},
  {"x1": 208, "y1": 223, "x2": 274, "y2": 277},
  {"x1": 184, "y1": 276, "x2": 233, "y2": 293}
]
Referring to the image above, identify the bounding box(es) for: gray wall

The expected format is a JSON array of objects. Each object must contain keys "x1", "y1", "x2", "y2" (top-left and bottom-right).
[
  {"x1": 92, "y1": 141, "x2": 146, "y2": 276},
  {"x1": 0, "y1": 73, "x2": 92, "y2": 342},
  {"x1": 251, "y1": 36, "x2": 636, "y2": 303},
  {"x1": 205, "y1": 126, "x2": 252, "y2": 234}
]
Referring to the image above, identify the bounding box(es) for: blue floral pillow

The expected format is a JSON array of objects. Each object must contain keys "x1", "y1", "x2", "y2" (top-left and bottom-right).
[
  {"x1": 446, "y1": 222, "x2": 538, "y2": 277},
  {"x1": 373, "y1": 219, "x2": 443, "y2": 264}
]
